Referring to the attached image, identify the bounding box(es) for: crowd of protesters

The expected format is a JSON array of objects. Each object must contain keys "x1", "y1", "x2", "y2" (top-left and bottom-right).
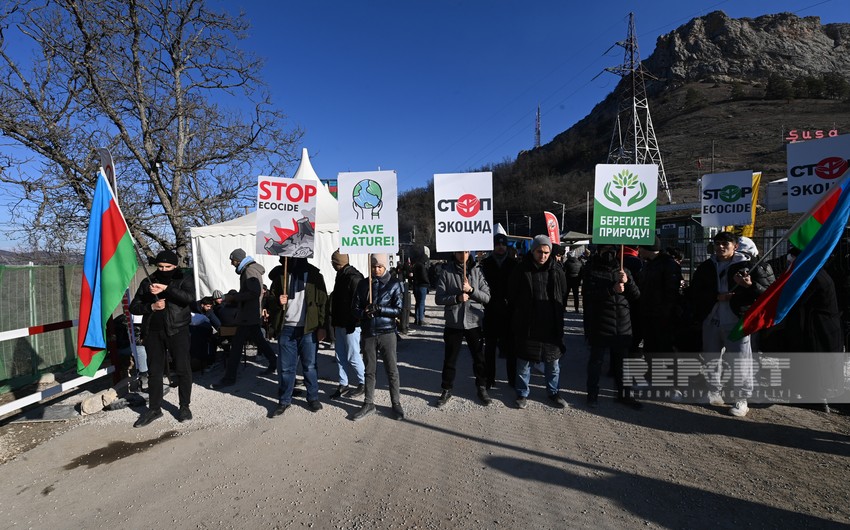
[{"x1": 127, "y1": 231, "x2": 848, "y2": 427}]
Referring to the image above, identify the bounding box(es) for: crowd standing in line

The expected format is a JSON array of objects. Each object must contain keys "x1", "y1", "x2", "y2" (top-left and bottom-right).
[{"x1": 129, "y1": 228, "x2": 850, "y2": 426}]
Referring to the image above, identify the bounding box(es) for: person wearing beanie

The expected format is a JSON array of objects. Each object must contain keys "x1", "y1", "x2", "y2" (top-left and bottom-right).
[
  {"x1": 129, "y1": 249, "x2": 195, "y2": 427},
  {"x1": 685, "y1": 231, "x2": 774, "y2": 418},
  {"x1": 351, "y1": 253, "x2": 405, "y2": 421},
  {"x1": 507, "y1": 235, "x2": 569, "y2": 409},
  {"x1": 434, "y1": 249, "x2": 492, "y2": 407},
  {"x1": 480, "y1": 233, "x2": 519, "y2": 389},
  {"x1": 328, "y1": 250, "x2": 366, "y2": 399},
  {"x1": 267, "y1": 256, "x2": 328, "y2": 416},
  {"x1": 583, "y1": 245, "x2": 641, "y2": 410},
  {"x1": 211, "y1": 249, "x2": 278, "y2": 390}
]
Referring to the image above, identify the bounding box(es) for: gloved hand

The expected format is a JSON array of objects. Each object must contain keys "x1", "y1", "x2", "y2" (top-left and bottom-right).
[{"x1": 364, "y1": 304, "x2": 378, "y2": 318}]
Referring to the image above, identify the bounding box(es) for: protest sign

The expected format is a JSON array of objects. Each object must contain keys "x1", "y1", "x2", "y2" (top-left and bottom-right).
[
  {"x1": 700, "y1": 171, "x2": 755, "y2": 227},
  {"x1": 433, "y1": 172, "x2": 494, "y2": 252},
  {"x1": 255, "y1": 176, "x2": 318, "y2": 258},
  {"x1": 338, "y1": 171, "x2": 399, "y2": 254},
  {"x1": 787, "y1": 134, "x2": 850, "y2": 213},
  {"x1": 593, "y1": 164, "x2": 657, "y2": 245}
]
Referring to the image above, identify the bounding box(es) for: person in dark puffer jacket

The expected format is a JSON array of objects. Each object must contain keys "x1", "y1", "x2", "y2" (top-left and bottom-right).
[
  {"x1": 582, "y1": 245, "x2": 641, "y2": 410},
  {"x1": 351, "y1": 254, "x2": 405, "y2": 421},
  {"x1": 506, "y1": 235, "x2": 569, "y2": 410}
]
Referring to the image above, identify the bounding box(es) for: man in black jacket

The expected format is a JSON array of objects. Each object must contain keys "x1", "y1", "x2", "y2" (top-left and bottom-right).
[
  {"x1": 583, "y1": 245, "x2": 641, "y2": 409},
  {"x1": 637, "y1": 237, "x2": 683, "y2": 383},
  {"x1": 329, "y1": 250, "x2": 365, "y2": 399},
  {"x1": 479, "y1": 233, "x2": 517, "y2": 389},
  {"x1": 507, "y1": 235, "x2": 569, "y2": 409},
  {"x1": 129, "y1": 250, "x2": 195, "y2": 427},
  {"x1": 351, "y1": 254, "x2": 404, "y2": 421}
]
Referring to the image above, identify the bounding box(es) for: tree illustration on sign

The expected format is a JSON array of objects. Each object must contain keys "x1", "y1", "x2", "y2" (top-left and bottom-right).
[{"x1": 603, "y1": 170, "x2": 647, "y2": 208}]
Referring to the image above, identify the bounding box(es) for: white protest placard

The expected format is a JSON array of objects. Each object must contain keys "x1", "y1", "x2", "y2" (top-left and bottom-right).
[
  {"x1": 337, "y1": 171, "x2": 398, "y2": 254},
  {"x1": 592, "y1": 164, "x2": 657, "y2": 245},
  {"x1": 433, "y1": 172, "x2": 494, "y2": 252},
  {"x1": 700, "y1": 171, "x2": 755, "y2": 227},
  {"x1": 787, "y1": 134, "x2": 850, "y2": 212},
  {"x1": 255, "y1": 176, "x2": 318, "y2": 258}
]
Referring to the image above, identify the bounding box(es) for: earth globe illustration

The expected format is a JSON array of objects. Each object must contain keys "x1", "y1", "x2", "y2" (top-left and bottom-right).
[{"x1": 352, "y1": 179, "x2": 383, "y2": 219}]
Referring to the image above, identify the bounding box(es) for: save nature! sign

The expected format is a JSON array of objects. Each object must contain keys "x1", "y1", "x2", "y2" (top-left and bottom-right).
[
  {"x1": 337, "y1": 170, "x2": 399, "y2": 254},
  {"x1": 592, "y1": 164, "x2": 658, "y2": 245}
]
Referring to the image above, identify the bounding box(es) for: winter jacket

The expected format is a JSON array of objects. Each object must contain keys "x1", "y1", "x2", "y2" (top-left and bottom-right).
[
  {"x1": 637, "y1": 251, "x2": 683, "y2": 327},
  {"x1": 479, "y1": 253, "x2": 517, "y2": 333},
  {"x1": 353, "y1": 271, "x2": 403, "y2": 337},
  {"x1": 330, "y1": 264, "x2": 364, "y2": 330},
  {"x1": 563, "y1": 255, "x2": 583, "y2": 281},
  {"x1": 268, "y1": 259, "x2": 328, "y2": 335},
  {"x1": 435, "y1": 258, "x2": 491, "y2": 330},
  {"x1": 412, "y1": 261, "x2": 430, "y2": 287},
  {"x1": 229, "y1": 259, "x2": 266, "y2": 326},
  {"x1": 582, "y1": 257, "x2": 640, "y2": 339},
  {"x1": 129, "y1": 268, "x2": 195, "y2": 338},
  {"x1": 686, "y1": 255, "x2": 774, "y2": 323},
  {"x1": 506, "y1": 254, "x2": 568, "y2": 361}
]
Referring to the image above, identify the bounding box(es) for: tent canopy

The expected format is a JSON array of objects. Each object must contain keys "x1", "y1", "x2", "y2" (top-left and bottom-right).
[{"x1": 189, "y1": 149, "x2": 368, "y2": 299}]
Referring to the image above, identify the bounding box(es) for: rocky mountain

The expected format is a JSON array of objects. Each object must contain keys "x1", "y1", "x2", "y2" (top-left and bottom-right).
[{"x1": 399, "y1": 11, "x2": 850, "y2": 246}]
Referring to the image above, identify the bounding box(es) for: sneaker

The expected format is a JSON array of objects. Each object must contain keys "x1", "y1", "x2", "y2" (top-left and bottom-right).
[
  {"x1": 436, "y1": 390, "x2": 452, "y2": 408},
  {"x1": 616, "y1": 396, "x2": 644, "y2": 410},
  {"x1": 548, "y1": 393, "x2": 568, "y2": 409},
  {"x1": 477, "y1": 387, "x2": 492, "y2": 406},
  {"x1": 392, "y1": 403, "x2": 405, "y2": 420},
  {"x1": 178, "y1": 407, "x2": 193, "y2": 423},
  {"x1": 330, "y1": 385, "x2": 348, "y2": 399},
  {"x1": 308, "y1": 400, "x2": 323, "y2": 412},
  {"x1": 352, "y1": 403, "x2": 375, "y2": 421},
  {"x1": 210, "y1": 378, "x2": 235, "y2": 390},
  {"x1": 271, "y1": 404, "x2": 290, "y2": 418},
  {"x1": 345, "y1": 384, "x2": 365, "y2": 398},
  {"x1": 133, "y1": 409, "x2": 163, "y2": 428},
  {"x1": 708, "y1": 391, "x2": 724, "y2": 407},
  {"x1": 730, "y1": 399, "x2": 749, "y2": 417},
  {"x1": 516, "y1": 396, "x2": 528, "y2": 409}
]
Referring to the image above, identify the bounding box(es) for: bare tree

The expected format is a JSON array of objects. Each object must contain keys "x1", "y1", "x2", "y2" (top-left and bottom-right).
[{"x1": 0, "y1": 0, "x2": 302, "y2": 262}]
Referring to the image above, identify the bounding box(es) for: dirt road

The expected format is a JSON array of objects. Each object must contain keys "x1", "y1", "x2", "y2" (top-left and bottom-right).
[{"x1": 1, "y1": 299, "x2": 849, "y2": 529}]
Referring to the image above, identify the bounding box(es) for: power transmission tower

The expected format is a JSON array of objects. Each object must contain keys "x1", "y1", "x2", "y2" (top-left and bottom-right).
[
  {"x1": 534, "y1": 104, "x2": 541, "y2": 149},
  {"x1": 604, "y1": 12, "x2": 672, "y2": 203}
]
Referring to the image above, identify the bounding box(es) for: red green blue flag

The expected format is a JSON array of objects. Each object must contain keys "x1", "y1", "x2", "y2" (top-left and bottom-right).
[
  {"x1": 730, "y1": 176, "x2": 850, "y2": 341},
  {"x1": 77, "y1": 174, "x2": 138, "y2": 376}
]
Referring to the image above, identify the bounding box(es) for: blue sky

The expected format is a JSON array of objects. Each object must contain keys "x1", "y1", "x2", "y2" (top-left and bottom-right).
[{"x1": 0, "y1": 0, "x2": 845, "y2": 250}]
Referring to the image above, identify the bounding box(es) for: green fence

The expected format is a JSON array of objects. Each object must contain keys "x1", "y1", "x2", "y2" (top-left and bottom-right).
[{"x1": 0, "y1": 265, "x2": 82, "y2": 392}]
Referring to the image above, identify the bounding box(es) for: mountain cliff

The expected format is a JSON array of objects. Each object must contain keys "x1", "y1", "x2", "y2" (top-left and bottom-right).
[{"x1": 399, "y1": 11, "x2": 850, "y2": 245}]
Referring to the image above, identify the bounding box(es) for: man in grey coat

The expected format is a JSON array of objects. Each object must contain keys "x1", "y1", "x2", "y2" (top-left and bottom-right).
[
  {"x1": 435, "y1": 250, "x2": 492, "y2": 407},
  {"x1": 211, "y1": 248, "x2": 278, "y2": 389}
]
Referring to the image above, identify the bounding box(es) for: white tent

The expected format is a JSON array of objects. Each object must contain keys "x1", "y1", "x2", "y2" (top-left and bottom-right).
[{"x1": 189, "y1": 148, "x2": 369, "y2": 299}]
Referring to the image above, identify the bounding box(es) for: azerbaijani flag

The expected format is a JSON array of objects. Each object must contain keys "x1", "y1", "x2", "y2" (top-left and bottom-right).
[
  {"x1": 77, "y1": 174, "x2": 138, "y2": 376},
  {"x1": 729, "y1": 176, "x2": 850, "y2": 341}
]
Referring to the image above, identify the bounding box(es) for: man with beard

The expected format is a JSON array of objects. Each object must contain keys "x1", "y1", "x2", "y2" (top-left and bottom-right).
[
  {"x1": 129, "y1": 250, "x2": 195, "y2": 427},
  {"x1": 328, "y1": 250, "x2": 366, "y2": 399},
  {"x1": 211, "y1": 249, "x2": 278, "y2": 389},
  {"x1": 507, "y1": 235, "x2": 569, "y2": 409}
]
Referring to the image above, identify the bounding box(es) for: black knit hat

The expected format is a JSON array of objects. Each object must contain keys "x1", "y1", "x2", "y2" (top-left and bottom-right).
[{"x1": 155, "y1": 249, "x2": 179, "y2": 266}]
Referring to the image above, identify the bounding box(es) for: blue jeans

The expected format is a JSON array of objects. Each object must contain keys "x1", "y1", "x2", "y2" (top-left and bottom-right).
[
  {"x1": 277, "y1": 326, "x2": 319, "y2": 405},
  {"x1": 334, "y1": 326, "x2": 364, "y2": 387},
  {"x1": 134, "y1": 345, "x2": 148, "y2": 373},
  {"x1": 516, "y1": 358, "x2": 560, "y2": 398},
  {"x1": 413, "y1": 286, "x2": 428, "y2": 323}
]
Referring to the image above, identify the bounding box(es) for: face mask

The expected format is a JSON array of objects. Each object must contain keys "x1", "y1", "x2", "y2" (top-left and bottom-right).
[
  {"x1": 600, "y1": 251, "x2": 617, "y2": 265},
  {"x1": 158, "y1": 269, "x2": 176, "y2": 282}
]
